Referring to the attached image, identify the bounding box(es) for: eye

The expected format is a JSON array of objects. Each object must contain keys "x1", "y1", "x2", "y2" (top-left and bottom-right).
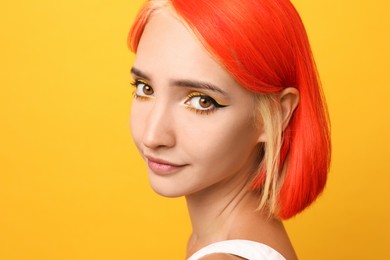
[
  {"x1": 131, "y1": 79, "x2": 154, "y2": 99},
  {"x1": 184, "y1": 92, "x2": 227, "y2": 114}
]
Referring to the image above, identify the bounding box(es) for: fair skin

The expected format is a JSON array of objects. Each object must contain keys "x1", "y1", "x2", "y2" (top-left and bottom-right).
[{"x1": 130, "y1": 8, "x2": 299, "y2": 260}]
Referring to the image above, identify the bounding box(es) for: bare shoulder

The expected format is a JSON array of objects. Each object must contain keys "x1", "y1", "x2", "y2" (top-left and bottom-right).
[{"x1": 199, "y1": 253, "x2": 245, "y2": 260}]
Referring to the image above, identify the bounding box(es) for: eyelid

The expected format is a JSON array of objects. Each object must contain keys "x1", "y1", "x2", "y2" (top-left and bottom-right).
[
  {"x1": 131, "y1": 78, "x2": 150, "y2": 86},
  {"x1": 131, "y1": 79, "x2": 155, "y2": 100},
  {"x1": 184, "y1": 91, "x2": 229, "y2": 116},
  {"x1": 132, "y1": 91, "x2": 150, "y2": 101},
  {"x1": 187, "y1": 91, "x2": 228, "y2": 107},
  {"x1": 185, "y1": 106, "x2": 214, "y2": 115}
]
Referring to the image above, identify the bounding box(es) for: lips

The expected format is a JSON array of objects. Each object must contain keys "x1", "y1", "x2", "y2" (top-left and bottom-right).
[{"x1": 145, "y1": 156, "x2": 187, "y2": 175}]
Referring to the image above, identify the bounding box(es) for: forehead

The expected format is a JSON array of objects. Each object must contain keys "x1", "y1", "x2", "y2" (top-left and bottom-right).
[{"x1": 133, "y1": 8, "x2": 235, "y2": 86}]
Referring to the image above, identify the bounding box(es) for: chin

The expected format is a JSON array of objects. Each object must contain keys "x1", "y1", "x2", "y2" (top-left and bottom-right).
[
  {"x1": 148, "y1": 171, "x2": 188, "y2": 198},
  {"x1": 151, "y1": 187, "x2": 183, "y2": 198}
]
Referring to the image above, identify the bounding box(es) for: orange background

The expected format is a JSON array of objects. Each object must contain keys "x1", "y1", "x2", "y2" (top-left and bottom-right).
[{"x1": 1, "y1": 0, "x2": 389, "y2": 259}]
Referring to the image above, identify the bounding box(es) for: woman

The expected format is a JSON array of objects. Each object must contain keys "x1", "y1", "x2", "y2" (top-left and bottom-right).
[{"x1": 128, "y1": 0, "x2": 331, "y2": 259}]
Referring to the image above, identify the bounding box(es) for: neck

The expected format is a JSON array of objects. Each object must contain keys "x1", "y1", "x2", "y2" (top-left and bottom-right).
[
  {"x1": 185, "y1": 172, "x2": 259, "y2": 254},
  {"x1": 184, "y1": 173, "x2": 297, "y2": 260}
]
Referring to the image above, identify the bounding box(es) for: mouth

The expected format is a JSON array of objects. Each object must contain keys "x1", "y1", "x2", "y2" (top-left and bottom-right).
[{"x1": 145, "y1": 155, "x2": 187, "y2": 175}]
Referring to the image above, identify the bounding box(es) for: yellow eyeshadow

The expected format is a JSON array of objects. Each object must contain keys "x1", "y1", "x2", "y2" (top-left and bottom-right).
[
  {"x1": 137, "y1": 79, "x2": 149, "y2": 85},
  {"x1": 185, "y1": 106, "x2": 214, "y2": 115},
  {"x1": 186, "y1": 91, "x2": 228, "y2": 106},
  {"x1": 134, "y1": 95, "x2": 151, "y2": 101}
]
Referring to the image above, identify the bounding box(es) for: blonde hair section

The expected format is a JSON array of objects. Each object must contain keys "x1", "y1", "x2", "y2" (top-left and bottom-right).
[
  {"x1": 146, "y1": 0, "x2": 170, "y2": 11},
  {"x1": 254, "y1": 94, "x2": 285, "y2": 216},
  {"x1": 147, "y1": 0, "x2": 182, "y2": 21}
]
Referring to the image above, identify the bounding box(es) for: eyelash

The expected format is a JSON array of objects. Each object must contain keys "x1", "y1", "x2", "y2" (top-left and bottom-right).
[
  {"x1": 130, "y1": 79, "x2": 152, "y2": 101},
  {"x1": 185, "y1": 107, "x2": 214, "y2": 115},
  {"x1": 130, "y1": 80, "x2": 227, "y2": 115},
  {"x1": 184, "y1": 92, "x2": 227, "y2": 115}
]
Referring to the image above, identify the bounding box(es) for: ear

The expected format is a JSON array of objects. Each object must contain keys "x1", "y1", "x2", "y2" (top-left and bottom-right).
[
  {"x1": 279, "y1": 87, "x2": 300, "y2": 130},
  {"x1": 255, "y1": 88, "x2": 299, "y2": 143},
  {"x1": 257, "y1": 130, "x2": 267, "y2": 143}
]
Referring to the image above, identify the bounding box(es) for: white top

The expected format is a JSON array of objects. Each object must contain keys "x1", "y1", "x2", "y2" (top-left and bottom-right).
[{"x1": 187, "y1": 239, "x2": 286, "y2": 260}]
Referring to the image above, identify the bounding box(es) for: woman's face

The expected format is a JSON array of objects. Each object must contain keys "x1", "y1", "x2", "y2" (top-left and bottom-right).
[{"x1": 130, "y1": 9, "x2": 265, "y2": 198}]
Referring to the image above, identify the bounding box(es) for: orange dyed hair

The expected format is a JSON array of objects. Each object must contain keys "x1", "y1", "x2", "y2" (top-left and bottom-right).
[{"x1": 128, "y1": 0, "x2": 331, "y2": 219}]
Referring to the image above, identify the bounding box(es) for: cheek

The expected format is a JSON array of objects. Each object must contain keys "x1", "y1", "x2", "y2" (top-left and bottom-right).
[
  {"x1": 130, "y1": 103, "x2": 145, "y2": 150},
  {"x1": 181, "y1": 113, "x2": 260, "y2": 168}
]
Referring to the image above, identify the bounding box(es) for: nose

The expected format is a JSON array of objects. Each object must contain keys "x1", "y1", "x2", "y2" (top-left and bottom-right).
[{"x1": 142, "y1": 101, "x2": 176, "y2": 150}]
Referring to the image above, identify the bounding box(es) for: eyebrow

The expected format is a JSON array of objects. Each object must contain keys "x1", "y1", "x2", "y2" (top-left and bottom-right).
[
  {"x1": 131, "y1": 67, "x2": 228, "y2": 97},
  {"x1": 131, "y1": 67, "x2": 151, "y2": 81},
  {"x1": 171, "y1": 79, "x2": 227, "y2": 96}
]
